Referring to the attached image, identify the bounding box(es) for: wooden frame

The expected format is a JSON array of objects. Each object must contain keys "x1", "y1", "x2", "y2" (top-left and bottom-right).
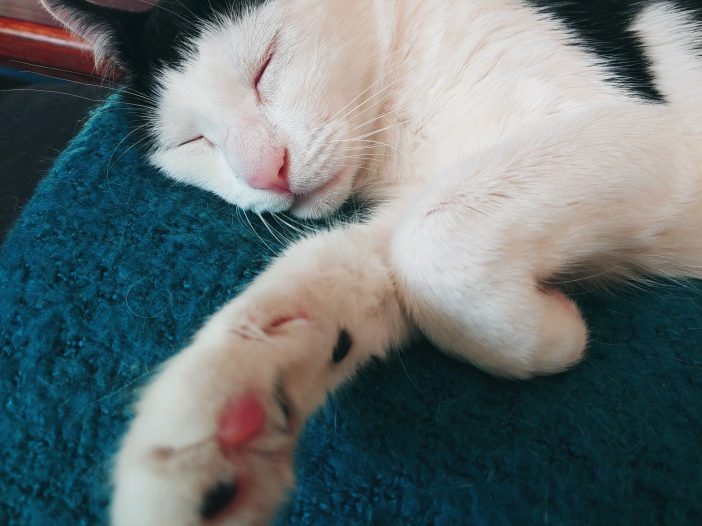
[{"x1": 0, "y1": 16, "x2": 116, "y2": 82}]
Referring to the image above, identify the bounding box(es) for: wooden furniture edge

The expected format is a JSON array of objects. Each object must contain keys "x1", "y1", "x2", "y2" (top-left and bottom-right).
[{"x1": 0, "y1": 17, "x2": 119, "y2": 83}]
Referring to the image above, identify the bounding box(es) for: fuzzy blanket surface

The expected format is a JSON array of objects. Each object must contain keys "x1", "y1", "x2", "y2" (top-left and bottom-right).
[{"x1": 1, "y1": 97, "x2": 701, "y2": 526}]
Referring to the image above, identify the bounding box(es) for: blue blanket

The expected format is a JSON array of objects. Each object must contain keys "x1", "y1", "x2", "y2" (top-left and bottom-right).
[{"x1": 1, "y1": 97, "x2": 701, "y2": 526}]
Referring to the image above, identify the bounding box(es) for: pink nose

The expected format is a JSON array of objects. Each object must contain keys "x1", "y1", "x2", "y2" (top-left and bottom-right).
[{"x1": 243, "y1": 148, "x2": 290, "y2": 193}]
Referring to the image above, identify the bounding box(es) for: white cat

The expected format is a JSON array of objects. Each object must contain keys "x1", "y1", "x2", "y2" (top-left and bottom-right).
[{"x1": 43, "y1": 0, "x2": 702, "y2": 524}]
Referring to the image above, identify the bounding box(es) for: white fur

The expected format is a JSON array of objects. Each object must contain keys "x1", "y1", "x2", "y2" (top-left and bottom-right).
[{"x1": 106, "y1": 0, "x2": 702, "y2": 524}]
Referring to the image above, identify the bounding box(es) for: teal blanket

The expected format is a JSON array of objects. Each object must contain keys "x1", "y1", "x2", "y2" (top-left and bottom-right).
[{"x1": 1, "y1": 98, "x2": 701, "y2": 525}]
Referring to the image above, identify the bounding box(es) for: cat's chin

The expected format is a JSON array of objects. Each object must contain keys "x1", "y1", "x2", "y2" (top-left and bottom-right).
[
  {"x1": 289, "y1": 200, "x2": 343, "y2": 220},
  {"x1": 289, "y1": 169, "x2": 353, "y2": 219}
]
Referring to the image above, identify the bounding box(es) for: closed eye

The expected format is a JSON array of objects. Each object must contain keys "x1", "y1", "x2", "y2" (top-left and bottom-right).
[
  {"x1": 254, "y1": 53, "x2": 273, "y2": 100},
  {"x1": 177, "y1": 135, "x2": 206, "y2": 148},
  {"x1": 255, "y1": 32, "x2": 278, "y2": 101}
]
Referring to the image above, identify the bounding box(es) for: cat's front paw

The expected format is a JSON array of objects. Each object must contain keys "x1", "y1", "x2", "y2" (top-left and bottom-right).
[
  {"x1": 110, "y1": 301, "x2": 351, "y2": 526},
  {"x1": 110, "y1": 228, "x2": 406, "y2": 525}
]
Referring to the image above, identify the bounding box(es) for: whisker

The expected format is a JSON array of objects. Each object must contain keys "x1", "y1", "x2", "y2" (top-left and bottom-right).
[
  {"x1": 104, "y1": 124, "x2": 150, "y2": 194},
  {"x1": 242, "y1": 210, "x2": 278, "y2": 256},
  {"x1": 4, "y1": 87, "x2": 153, "y2": 112},
  {"x1": 234, "y1": 206, "x2": 252, "y2": 237},
  {"x1": 280, "y1": 212, "x2": 321, "y2": 232},
  {"x1": 337, "y1": 145, "x2": 388, "y2": 153},
  {"x1": 348, "y1": 106, "x2": 406, "y2": 133},
  {"x1": 347, "y1": 138, "x2": 406, "y2": 157},
  {"x1": 272, "y1": 213, "x2": 316, "y2": 236},
  {"x1": 340, "y1": 82, "x2": 409, "y2": 131},
  {"x1": 257, "y1": 212, "x2": 291, "y2": 248},
  {"x1": 328, "y1": 58, "x2": 406, "y2": 122},
  {"x1": 339, "y1": 153, "x2": 393, "y2": 163},
  {"x1": 128, "y1": 0, "x2": 193, "y2": 26},
  {"x1": 335, "y1": 120, "x2": 412, "y2": 143},
  {"x1": 4, "y1": 87, "x2": 107, "y2": 104},
  {"x1": 116, "y1": 134, "x2": 150, "y2": 163},
  {"x1": 7, "y1": 61, "x2": 162, "y2": 106},
  {"x1": 339, "y1": 82, "x2": 406, "y2": 127},
  {"x1": 9, "y1": 60, "x2": 122, "y2": 89}
]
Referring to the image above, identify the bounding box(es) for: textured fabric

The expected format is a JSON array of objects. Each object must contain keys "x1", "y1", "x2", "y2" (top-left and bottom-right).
[{"x1": 1, "y1": 98, "x2": 701, "y2": 526}]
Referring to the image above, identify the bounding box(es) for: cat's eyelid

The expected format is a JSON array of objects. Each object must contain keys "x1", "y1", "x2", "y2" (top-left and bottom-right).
[
  {"x1": 176, "y1": 135, "x2": 206, "y2": 148},
  {"x1": 264, "y1": 29, "x2": 280, "y2": 66},
  {"x1": 255, "y1": 31, "x2": 280, "y2": 99},
  {"x1": 255, "y1": 54, "x2": 273, "y2": 89}
]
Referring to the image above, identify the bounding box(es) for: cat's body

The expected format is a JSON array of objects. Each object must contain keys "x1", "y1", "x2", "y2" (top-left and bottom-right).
[{"x1": 42, "y1": 0, "x2": 702, "y2": 524}]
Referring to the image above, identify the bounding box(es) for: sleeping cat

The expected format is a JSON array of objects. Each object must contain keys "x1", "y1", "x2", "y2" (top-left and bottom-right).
[{"x1": 42, "y1": 0, "x2": 702, "y2": 524}]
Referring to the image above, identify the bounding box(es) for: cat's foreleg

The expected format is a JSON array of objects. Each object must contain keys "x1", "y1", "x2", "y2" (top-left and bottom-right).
[
  {"x1": 111, "y1": 223, "x2": 411, "y2": 526},
  {"x1": 392, "y1": 103, "x2": 699, "y2": 378}
]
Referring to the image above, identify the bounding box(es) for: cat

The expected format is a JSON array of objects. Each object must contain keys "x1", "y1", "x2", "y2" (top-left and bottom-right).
[{"x1": 42, "y1": 0, "x2": 702, "y2": 524}]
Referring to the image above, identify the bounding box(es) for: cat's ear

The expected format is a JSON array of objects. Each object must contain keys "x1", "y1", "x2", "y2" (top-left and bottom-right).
[{"x1": 40, "y1": 0, "x2": 149, "y2": 71}]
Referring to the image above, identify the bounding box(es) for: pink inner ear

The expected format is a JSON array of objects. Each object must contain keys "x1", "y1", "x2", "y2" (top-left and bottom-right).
[{"x1": 217, "y1": 394, "x2": 267, "y2": 450}]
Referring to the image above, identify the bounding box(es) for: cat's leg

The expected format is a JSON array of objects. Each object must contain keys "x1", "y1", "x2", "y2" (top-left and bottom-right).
[
  {"x1": 392, "y1": 102, "x2": 701, "y2": 378},
  {"x1": 111, "y1": 223, "x2": 412, "y2": 526}
]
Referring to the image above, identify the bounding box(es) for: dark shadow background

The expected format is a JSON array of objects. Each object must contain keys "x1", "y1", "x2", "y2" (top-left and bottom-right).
[{"x1": 0, "y1": 75, "x2": 109, "y2": 242}]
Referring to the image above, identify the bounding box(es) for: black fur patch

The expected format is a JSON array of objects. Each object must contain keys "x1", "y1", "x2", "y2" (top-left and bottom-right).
[
  {"x1": 332, "y1": 330, "x2": 353, "y2": 363},
  {"x1": 199, "y1": 480, "x2": 238, "y2": 520},
  {"x1": 524, "y1": 0, "x2": 702, "y2": 102}
]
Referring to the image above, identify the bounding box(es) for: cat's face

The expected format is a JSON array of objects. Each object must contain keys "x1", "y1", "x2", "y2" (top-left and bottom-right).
[{"x1": 44, "y1": 0, "x2": 384, "y2": 218}]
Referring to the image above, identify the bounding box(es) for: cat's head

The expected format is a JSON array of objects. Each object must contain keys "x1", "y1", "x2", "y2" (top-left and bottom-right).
[{"x1": 43, "y1": 0, "x2": 387, "y2": 218}]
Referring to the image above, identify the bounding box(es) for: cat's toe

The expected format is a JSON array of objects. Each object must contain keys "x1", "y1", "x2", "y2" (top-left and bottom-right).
[{"x1": 112, "y1": 382, "x2": 296, "y2": 526}]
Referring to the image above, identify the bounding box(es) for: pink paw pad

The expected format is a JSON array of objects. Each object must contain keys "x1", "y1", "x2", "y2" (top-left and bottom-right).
[{"x1": 217, "y1": 394, "x2": 267, "y2": 452}]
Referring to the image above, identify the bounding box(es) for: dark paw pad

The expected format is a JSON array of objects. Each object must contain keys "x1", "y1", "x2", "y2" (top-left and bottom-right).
[
  {"x1": 200, "y1": 480, "x2": 238, "y2": 520},
  {"x1": 332, "y1": 329, "x2": 353, "y2": 363}
]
